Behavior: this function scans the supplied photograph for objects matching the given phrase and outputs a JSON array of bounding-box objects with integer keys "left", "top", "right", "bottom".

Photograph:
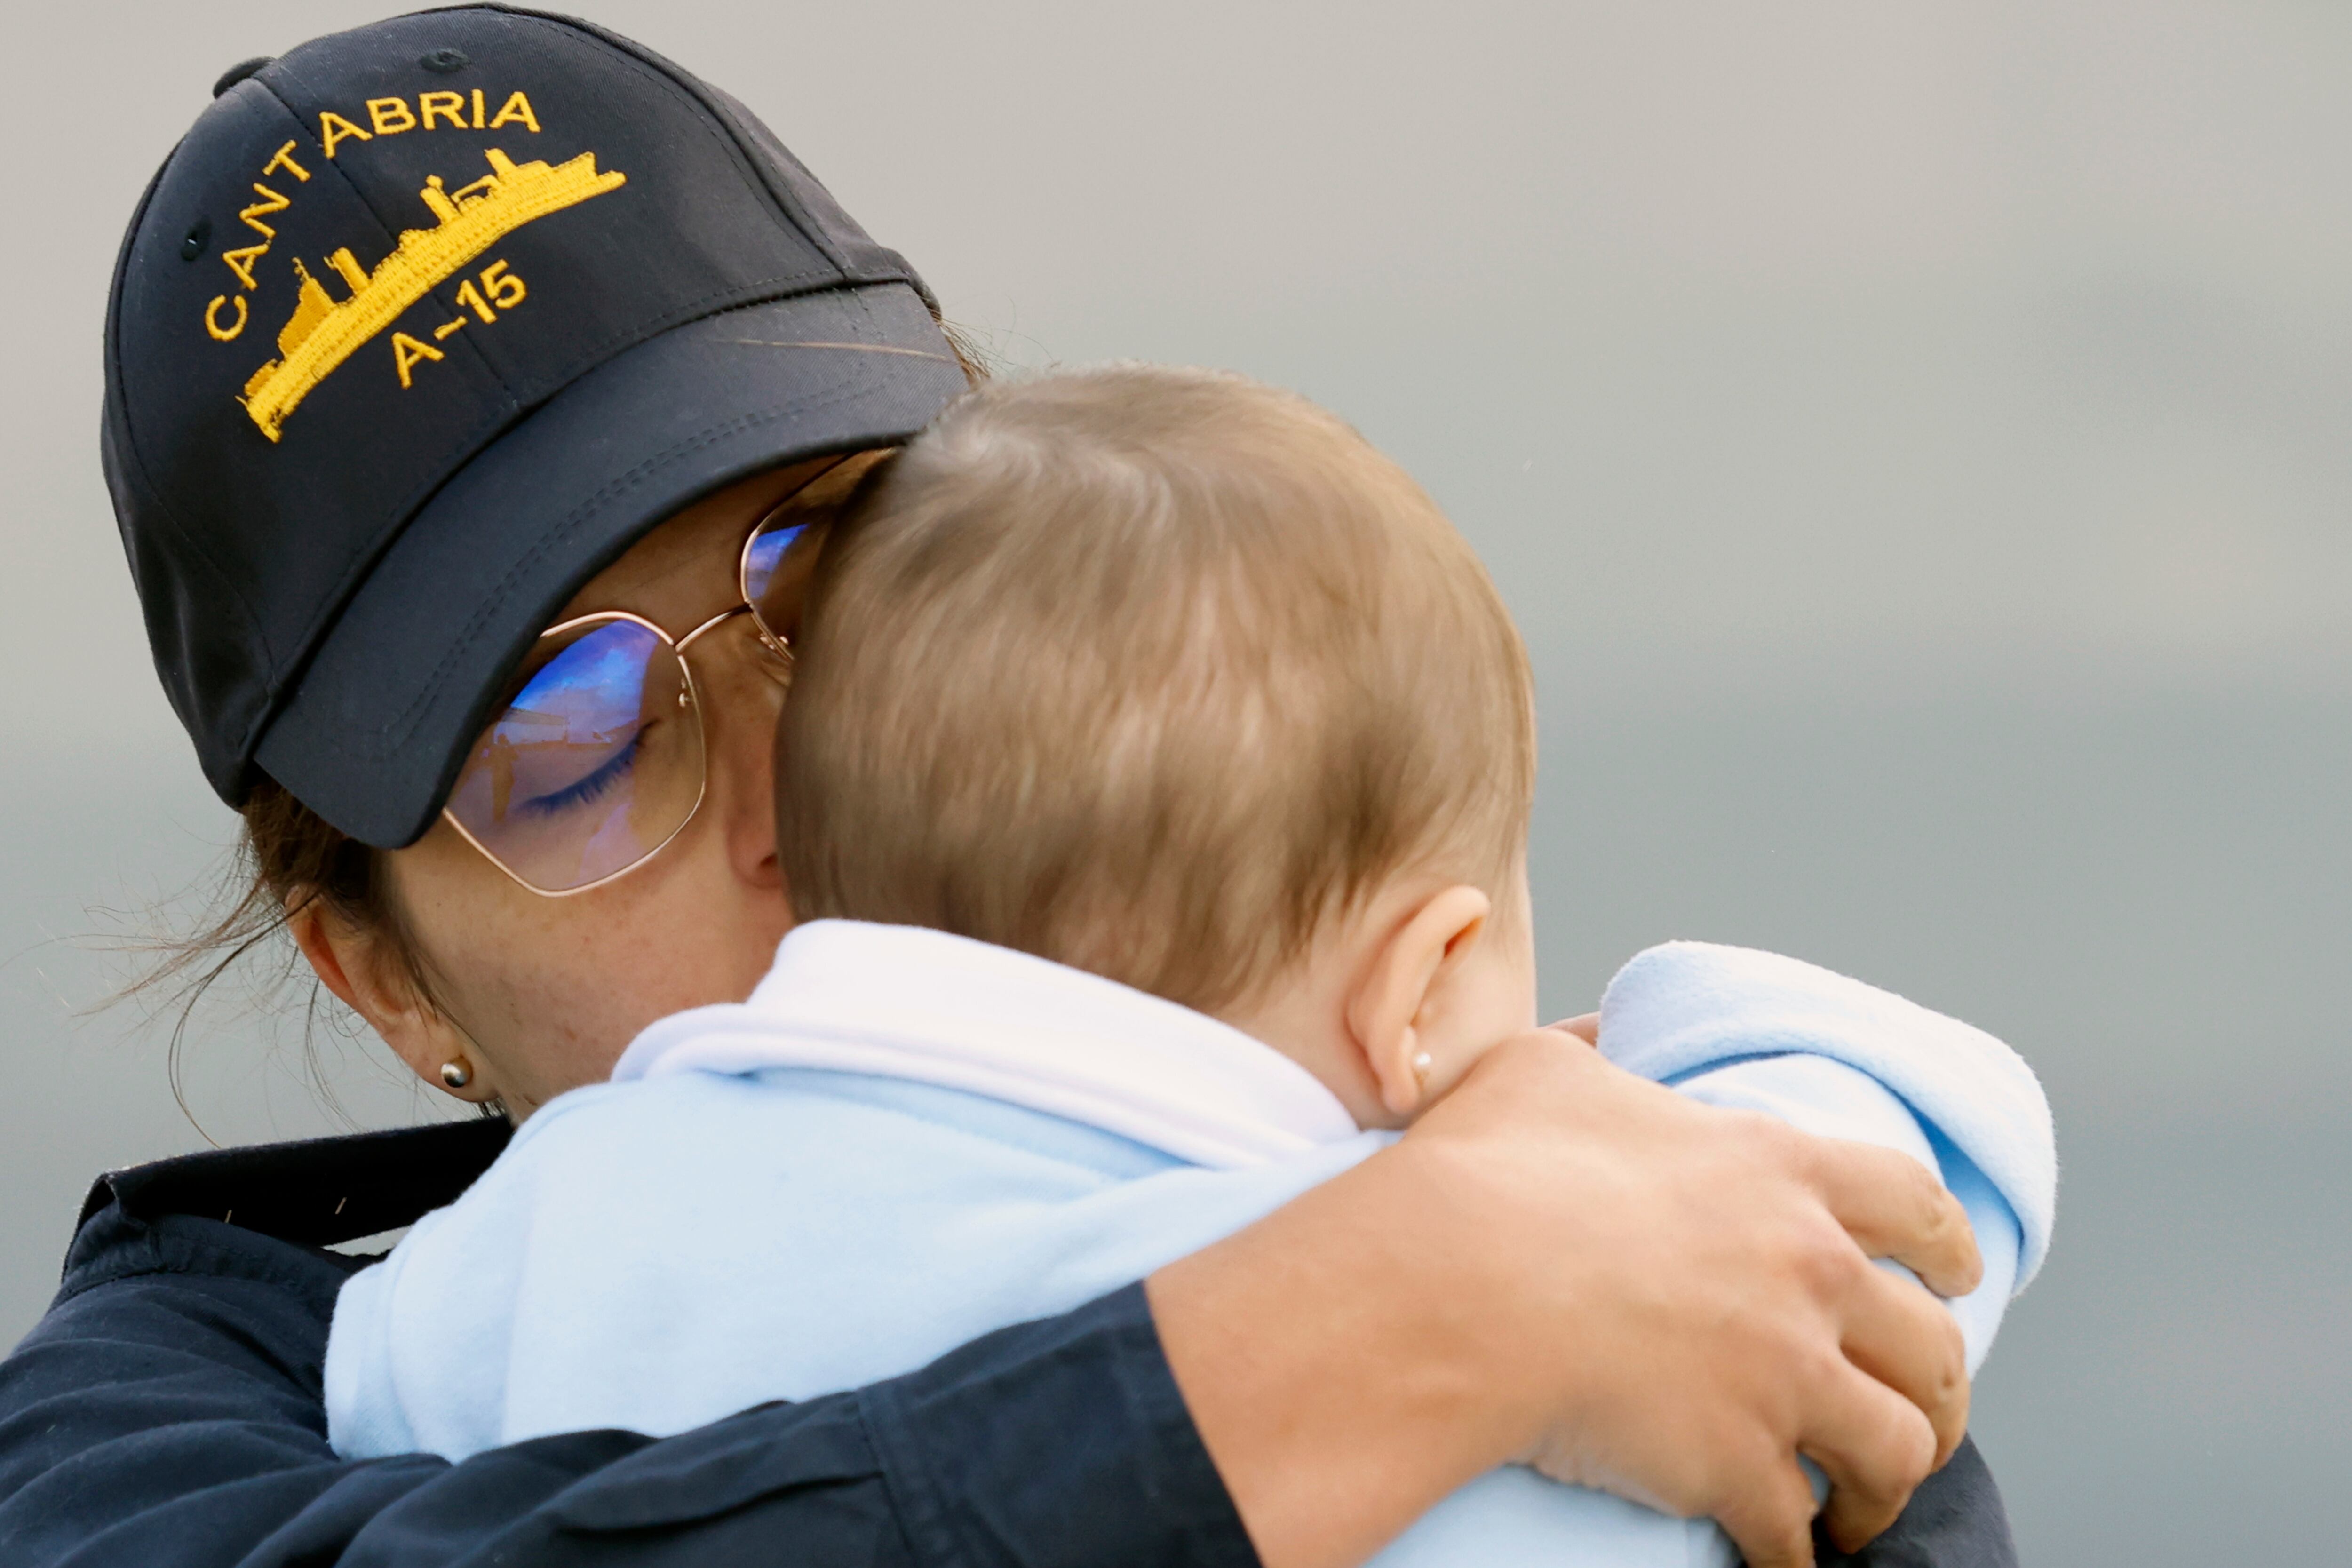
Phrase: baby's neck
[
  {"left": 1201, "top": 872, "right": 1535, "bottom": 1132},
  {"left": 1213, "top": 983, "right": 1401, "bottom": 1133}
]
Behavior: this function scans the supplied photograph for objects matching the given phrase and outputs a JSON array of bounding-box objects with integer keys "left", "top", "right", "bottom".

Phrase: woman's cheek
[{"left": 391, "top": 818, "right": 785, "bottom": 1107}]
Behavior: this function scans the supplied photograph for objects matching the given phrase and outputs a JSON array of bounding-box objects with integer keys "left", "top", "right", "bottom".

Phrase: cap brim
[{"left": 254, "top": 282, "right": 968, "bottom": 847}]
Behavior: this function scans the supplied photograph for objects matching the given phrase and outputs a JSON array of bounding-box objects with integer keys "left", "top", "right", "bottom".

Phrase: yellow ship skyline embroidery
[{"left": 241, "top": 146, "right": 626, "bottom": 441}]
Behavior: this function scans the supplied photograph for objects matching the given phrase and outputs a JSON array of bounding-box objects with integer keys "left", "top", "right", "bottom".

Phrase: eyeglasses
[{"left": 440, "top": 487, "right": 829, "bottom": 896}]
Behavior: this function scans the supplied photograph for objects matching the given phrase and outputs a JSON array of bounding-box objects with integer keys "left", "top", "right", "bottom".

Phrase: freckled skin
[{"left": 372, "top": 460, "right": 839, "bottom": 1117}]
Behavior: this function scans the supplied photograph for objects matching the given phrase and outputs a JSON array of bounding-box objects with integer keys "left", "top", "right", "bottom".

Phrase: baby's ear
[{"left": 1344, "top": 885, "right": 1493, "bottom": 1118}]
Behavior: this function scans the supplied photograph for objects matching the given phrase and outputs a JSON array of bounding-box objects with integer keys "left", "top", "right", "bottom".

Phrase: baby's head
[{"left": 777, "top": 365, "right": 1536, "bottom": 1127}]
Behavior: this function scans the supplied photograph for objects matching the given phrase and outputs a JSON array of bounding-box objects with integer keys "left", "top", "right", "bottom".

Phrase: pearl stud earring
[{"left": 439, "top": 1060, "right": 472, "bottom": 1090}]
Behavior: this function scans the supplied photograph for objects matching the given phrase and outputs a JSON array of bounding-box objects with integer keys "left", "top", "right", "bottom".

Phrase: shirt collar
[{"left": 611, "top": 920, "right": 1362, "bottom": 1169}]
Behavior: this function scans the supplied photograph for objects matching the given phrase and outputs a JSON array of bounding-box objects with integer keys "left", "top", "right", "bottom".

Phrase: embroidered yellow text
[
  {"left": 205, "top": 295, "right": 249, "bottom": 341},
  {"left": 391, "top": 331, "right": 445, "bottom": 387},
  {"left": 404, "top": 261, "right": 528, "bottom": 380},
  {"left": 207, "top": 147, "right": 309, "bottom": 334},
  {"left": 318, "top": 111, "right": 372, "bottom": 159},
  {"left": 488, "top": 92, "right": 540, "bottom": 133},
  {"left": 366, "top": 97, "right": 418, "bottom": 135},
  {"left": 261, "top": 142, "right": 312, "bottom": 183},
  {"left": 222, "top": 243, "right": 269, "bottom": 291},
  {"left": 320, "top": 90, "right": 539, "bottom": 154},
  {"left": 238, "top": 183, "right": 291, "bottom": 240},
  {"left": 238, "top": 146, "right": 626, "bottom": 440},
  {"left": 199, "top": 102, "right": 541, "bottom": 345},
  {"left": 456, "top": 260, "right": 526, "bottom": 322},
  {"left": 419, "top": 91, "right": 468, "bottom": 130}
]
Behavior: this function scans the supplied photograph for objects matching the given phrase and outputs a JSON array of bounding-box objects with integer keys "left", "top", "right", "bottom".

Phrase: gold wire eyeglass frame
[{"left": 438, "top": 505, "right": 805, "bottom": 899}]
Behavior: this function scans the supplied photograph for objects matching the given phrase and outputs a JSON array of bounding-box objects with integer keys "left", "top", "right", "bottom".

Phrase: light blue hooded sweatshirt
[{"left": 329, "top": 923, "right": 2052, "bottom": 1568}]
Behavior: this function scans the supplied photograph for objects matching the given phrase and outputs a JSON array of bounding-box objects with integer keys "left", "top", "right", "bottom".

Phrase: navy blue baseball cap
[{"left": 103, "top": 4, "right": 970, "bottom": 848}]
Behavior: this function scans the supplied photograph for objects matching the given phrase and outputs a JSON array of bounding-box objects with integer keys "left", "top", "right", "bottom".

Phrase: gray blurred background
[{"left": 5, "top": 2, "right": 2347, "bottom": 1560}]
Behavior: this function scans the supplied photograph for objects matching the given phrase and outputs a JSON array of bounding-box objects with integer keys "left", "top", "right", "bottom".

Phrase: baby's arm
[
  {"left": 1351, "top": 949, "right": 2048, "bottom": 1568},
  {"left": 1672, "top": 1053, "right": 2022, "bottom": 1368},
  {"left": 1597, "top": 941, "right": 2055, "bottom": 1364}
]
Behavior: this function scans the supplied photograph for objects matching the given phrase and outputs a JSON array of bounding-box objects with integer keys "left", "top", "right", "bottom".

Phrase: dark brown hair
[{"left": 119, "top": 775, "right": 434, "bottom": 1124}]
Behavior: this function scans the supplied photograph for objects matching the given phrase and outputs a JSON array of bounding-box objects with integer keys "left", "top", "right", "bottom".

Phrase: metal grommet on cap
[
  {"left": 420, "top": 48, "right": 470, "bottom": 72},
  {"left": 179, "top": 217, "right": 211, "bottom": 262},
  {"left": 211, "top": 56, "right": 273, "bottom": 98}
]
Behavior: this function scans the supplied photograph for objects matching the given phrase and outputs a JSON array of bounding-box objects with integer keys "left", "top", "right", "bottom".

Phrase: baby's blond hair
[{"left": 777, "top": 364, "right": 1535, "bottom": 1014}]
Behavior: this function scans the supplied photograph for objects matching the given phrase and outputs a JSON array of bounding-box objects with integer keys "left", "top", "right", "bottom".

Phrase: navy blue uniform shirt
[{"left": 0, "top": 1120, "right": 2014, "bottom": 1568}]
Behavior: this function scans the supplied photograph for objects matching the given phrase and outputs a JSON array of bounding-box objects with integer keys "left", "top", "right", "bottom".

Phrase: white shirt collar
[{"left": 611, "top": 920, "right": 1362, "bottom": 1169}]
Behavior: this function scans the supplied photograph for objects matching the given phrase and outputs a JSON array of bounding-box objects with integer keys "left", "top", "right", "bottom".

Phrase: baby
[{"left": 327, "top": 366, "right": 2053, "bottom": 1564}]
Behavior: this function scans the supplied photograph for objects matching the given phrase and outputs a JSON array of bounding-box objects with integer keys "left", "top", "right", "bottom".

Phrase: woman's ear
[
  {"left": 1343, "top": 884, "right": 1493, "bottom": 1118},
  {"left": 286, "top": 895, "right": 496, "bottom": 1106}
]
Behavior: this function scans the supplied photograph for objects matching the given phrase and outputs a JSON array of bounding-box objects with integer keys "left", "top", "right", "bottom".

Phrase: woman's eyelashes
[{"left": 517, "top": 726, "right": 647, "bottom": 818}]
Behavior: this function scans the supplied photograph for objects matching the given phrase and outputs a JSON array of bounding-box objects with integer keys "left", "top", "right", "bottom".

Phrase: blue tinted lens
[
  {"left": 742, "top": 520, "right": 808, "bottom": 612},
  {"left": 495, "top": 621, "right": 656, "bottom": 793},
  {"left": 446, "top": 618, "right": 705, "bottom": 892}
]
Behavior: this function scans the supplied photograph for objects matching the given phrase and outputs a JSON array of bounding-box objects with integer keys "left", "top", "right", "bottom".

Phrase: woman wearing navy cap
[{"left": 0, "top": 9, "right": 2012, "bottom": 1568}]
